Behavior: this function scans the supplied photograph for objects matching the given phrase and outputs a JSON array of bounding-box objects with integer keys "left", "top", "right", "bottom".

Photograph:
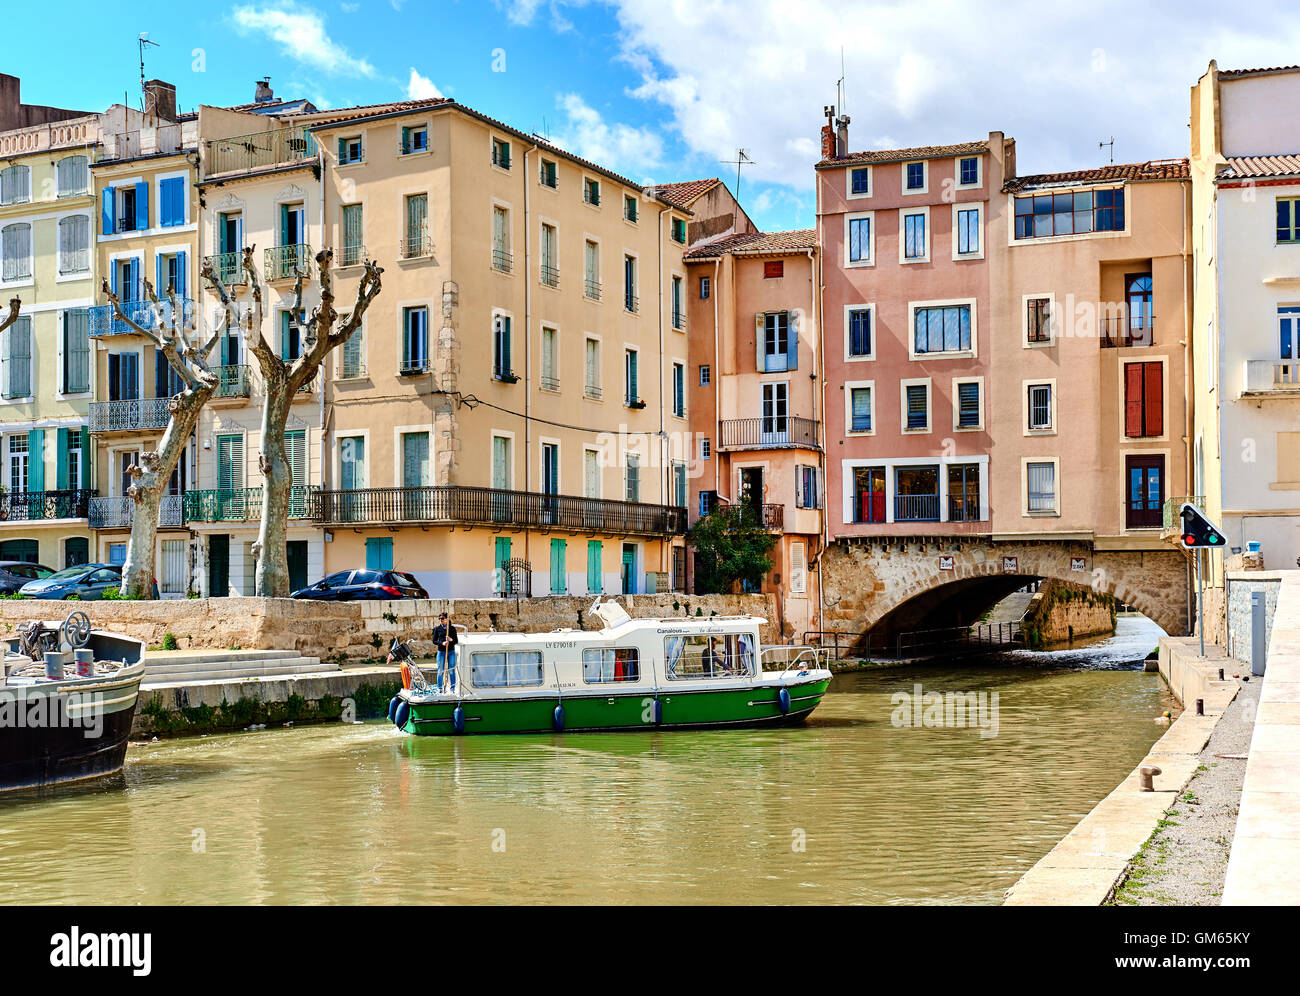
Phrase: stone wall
[
  {"left": 1021, "top": 580, "right": 1116, "bottom": 646},
  {"left": 1224, "top": 571, "right": 1282, "bottom": 666},
  {"left": 0, "top": 592, "right": 777, "bottom": 661}
]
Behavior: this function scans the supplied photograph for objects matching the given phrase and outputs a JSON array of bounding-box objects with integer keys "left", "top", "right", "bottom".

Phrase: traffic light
[{"left": 1180, "top": 503, "right": 1226, "bottom": 549}]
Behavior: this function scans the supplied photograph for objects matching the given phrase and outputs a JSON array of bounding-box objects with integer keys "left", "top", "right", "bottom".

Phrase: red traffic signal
[{"left": 1179, "top": 503, "right": 1226, "bottom": 549}]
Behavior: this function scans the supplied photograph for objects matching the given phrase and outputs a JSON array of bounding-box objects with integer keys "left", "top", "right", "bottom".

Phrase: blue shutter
[
  {"left": 27, "top": 429, "right": 44, "bottom": 492},
  {"left": 56, "top": 427, "right": 69, "bottom": 490},
  {"left": 101, "top": 188, "right": 115, "bottom": 235},
  {"left": 156, "top": 254, "right": 164, "bottom": 297},
  {"left": 177, "top": 251, "right": 187, "bottom": 299},
  {"left": 135, "top": 181, "right": 149, "bottom": 231},
  {"left": 786, "top": 312, "right": 798, "bottom": 371}
]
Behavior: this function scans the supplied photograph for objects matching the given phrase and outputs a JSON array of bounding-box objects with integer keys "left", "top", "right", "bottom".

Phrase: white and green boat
[{"left": 387, "top": 599, "right": 832, "bottom": 736}]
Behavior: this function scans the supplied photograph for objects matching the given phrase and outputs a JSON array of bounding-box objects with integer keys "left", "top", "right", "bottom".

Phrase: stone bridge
[{"left": 819, "top": 536, "right": 1191, "bottom": 648}]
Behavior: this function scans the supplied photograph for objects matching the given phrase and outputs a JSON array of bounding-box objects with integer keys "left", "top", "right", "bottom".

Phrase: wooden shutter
[
  {"left": 790, "top": 541, "right": 807, "bottom": 595},
  {"left": 787, "top": 311, "right": 800, "bottom": 371},
  {"left": 1124, "top": 364, "right": 1144, "bottom": 437},
  {"left": 134, "top": 181, "right": 149, "bottom": 231},
  {"left": 285, "top": 430, "right": 307, "bottom": 488},
  {"left": 1143, "top": 362, "right": 1163, "bottom": 436},
  {"left": 587, "top": 541, "right": 602, "bottom": 594},
  {"left": 27, "top": 429, "right": 43, "bottom": 492},
  {"left": 101, "top": 188, "right": 115, "bottom": 235},
  {"left": 550, "top": 539, "right": 566, "bottom": 593},
  {"left": 755, "top": 314, "right": 766, "bottom": 371},
  {"left": 402, "top": 432, "right": 429, "bottom": 488}
]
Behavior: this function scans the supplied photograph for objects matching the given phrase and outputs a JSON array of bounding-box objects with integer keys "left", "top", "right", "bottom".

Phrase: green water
[{"left": 0, "top": 623, "right": 1174, "bottom": 905}]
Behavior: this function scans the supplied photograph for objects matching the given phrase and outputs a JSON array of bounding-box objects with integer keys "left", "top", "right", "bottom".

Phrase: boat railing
[
  {"left": 406, "top": 660, "right": 438, "bottom": 695},
  {"left": 760, "top": 646, "right": 826, "bottom": 673}
]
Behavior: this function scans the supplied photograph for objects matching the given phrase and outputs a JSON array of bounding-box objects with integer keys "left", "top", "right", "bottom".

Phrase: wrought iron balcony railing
[
  {"left": 203, "top": 251, "right": 246, "bottom": 287},
  {"left": 183, "top": 487, "right": 317, "bottom": 523},
  {"left": 312, "top": 485, "right": 688, "bottom": 536},
  {"left": 540, "top": 263, "right": 560, "bottom": 288},
  {"left": 1100, "top": 314, "right": 1155, "bottom": 348},
  {"left": 624, "top": 293, "right": 638, "bottom": 314},
  {"left": 0, "top": 489, "right": 94, "bottom": 521},
  {"left": 718, "top": 417, "right": 820, "bottom": 450},
  {"left": 401, "top": 230, "right": 432, "bottom": 260},
  {"left": 89, "top": 298, "right": 193, "bottom": 337},
  {"left": 584, "top": 278, "right": 602, "bottom": 301},
  {"left": 339, "top": 243, "right": 368, "bottom": 268},
  {"left": 722, "top": 501, "right": 784, "bottom": 531},
  {"left": 1163, "top": 495, "right": 1205, "bottom": 532},
  {"left": 584, "top": 383, "right": 602, "bottom": 400},
  {"left": 492, "top": 248, "right": 513, "bottom": 273},
  {"left": 206, "top": 127, "right": 315, "bottom": 176},
  {"left": 89, "top": 397, "right": 172, "bottom": 433},
  {"left": 540, "top": 375, "right": 560, "bottom": 392},
  {"left": 265, "top": 244, "right": 312, "bottom": 281},
  {"left": 672, "top": 310, "right": 686, "bottom": 331},
  {"left": 215, "top": 364, "right": 251, "bottom": 399},
  {"left": 89, "top": 495, "right": 183, "bottom": 529}
]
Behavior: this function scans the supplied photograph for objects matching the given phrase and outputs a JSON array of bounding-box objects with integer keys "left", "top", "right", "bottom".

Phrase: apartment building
[
  {"left": 684, "top": 228, "right": 823, "bottom": 638},
  {"left": 311, "top": 101, "right": 690, "bottom": 596},
  {"left": 86, "top": 82, "right": 200, "bottom": 594},
  {"left": 0, "top": 75, "right": 101, "bottom": 569},
  {"left": 817, "top": 128, "right": 1010, "bottom": 540},
  {"left": 1191, "top": 62, "right": 1300, "bottom": 581}
]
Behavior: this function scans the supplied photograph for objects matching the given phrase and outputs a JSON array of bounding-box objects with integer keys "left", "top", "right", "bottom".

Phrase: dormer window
[{"left": 339, "top": 136, "right": 363, "bottom": 164}]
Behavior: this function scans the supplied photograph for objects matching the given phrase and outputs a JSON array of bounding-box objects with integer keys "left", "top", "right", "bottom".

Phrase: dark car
[
  {"left": 0, "top": 561, "right": 57, "bottom": 595},
  {"left": 291, "top": 569, "right": 428, "bottom": 601},
  {"left": 18, "top": 563, "right": 124, "bottom": 600}
]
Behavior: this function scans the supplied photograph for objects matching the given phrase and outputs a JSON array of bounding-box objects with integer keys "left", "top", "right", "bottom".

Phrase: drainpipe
[
  {"left": 805, "top": 244, "right": 824, "bottom": 638},
  {"left": 814, "top": 178, "right": 828, "bottom": 639},
  {"left": 523, "top": 142, "right": 538, "bottom": 572},
  {"left": 658, "top": 203, "right": 670, "bottom": 575},
  {"left": 712, "top": 257, "right": 721, "bottom": 501},
  {"left": 1181, "top": 176, "right": 1195, "bottom": 616}
]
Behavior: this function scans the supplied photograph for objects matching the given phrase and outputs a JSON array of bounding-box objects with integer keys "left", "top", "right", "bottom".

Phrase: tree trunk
[
  {"left": 121, "top": 481, "right": 162, "bottom": 598},
  {"left": 255, "top": 389, "right": 294, "bottom": 597}
]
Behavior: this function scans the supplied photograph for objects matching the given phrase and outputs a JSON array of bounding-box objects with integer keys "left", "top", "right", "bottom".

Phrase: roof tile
[
  {"left": 1219, "top": 155, "right": 1300, "bottom": 180},
  {"left": 1003, "top": 159, "right": 1188, "bottom": 192},
  {"left": 683, "top": 229, "right": 817, "bottom": 260},
  {"left": 652, "top": 178, "right": 721, "bottom": 208},
  {"left": 817, "top": 140, "right": 988, "bottom": 169}
]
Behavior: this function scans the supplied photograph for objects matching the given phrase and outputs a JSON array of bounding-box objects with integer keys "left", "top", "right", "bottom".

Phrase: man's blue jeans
[{"left": 437, "top": 650, "right": 457, "bottom": 692}]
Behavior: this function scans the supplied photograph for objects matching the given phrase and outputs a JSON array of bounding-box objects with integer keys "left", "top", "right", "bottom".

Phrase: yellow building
[
  {"left": 0, "top": 75, "right": 101, "bottom": 569},
  {"left": 311, "top": 100, "right": 691, "bottom": 596}
]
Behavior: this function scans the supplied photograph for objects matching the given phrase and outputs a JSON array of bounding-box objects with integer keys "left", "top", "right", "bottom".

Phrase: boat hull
[{"left": 400, "top": 676, "right": 832, "bottom": 736}]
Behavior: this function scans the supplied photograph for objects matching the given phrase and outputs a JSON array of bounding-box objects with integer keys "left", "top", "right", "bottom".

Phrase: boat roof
[{"left": 458, "top": 614, "right": 766, "bottom": 647}]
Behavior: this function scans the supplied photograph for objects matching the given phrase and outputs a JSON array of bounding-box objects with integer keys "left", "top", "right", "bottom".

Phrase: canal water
[{"left": 0, "top": 617, "right": 1173, "bottom": 906}]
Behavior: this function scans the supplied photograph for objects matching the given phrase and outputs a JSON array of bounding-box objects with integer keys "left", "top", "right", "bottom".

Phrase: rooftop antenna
[
  {"left": 1099, "top": 136, "right": 1115, "bottom": 164},
  {"left": 138, "top": 32, "right": 160, "bottom": 110},
  {"left": 837, "top": 46, "right": 846, "bottom": 117},
  {"left": 721, "top": 148, "right": 755, "bottom": 200}
]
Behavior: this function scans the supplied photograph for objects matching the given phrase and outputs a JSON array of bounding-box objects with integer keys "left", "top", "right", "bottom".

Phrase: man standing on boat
[{"left": 433, "top": 612, "right": 458, "bottom": 692}]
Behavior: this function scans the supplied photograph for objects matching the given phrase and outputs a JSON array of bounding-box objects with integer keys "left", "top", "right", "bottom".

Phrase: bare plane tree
[
  {"left": 101, "top": 280, "right": 225, "bottom": 598},
  {"left": 0, "top": 297, "right": 20, "bottom": 335},
  {"left": 204, "top": 247, "right": 382, "bottom": 597}
]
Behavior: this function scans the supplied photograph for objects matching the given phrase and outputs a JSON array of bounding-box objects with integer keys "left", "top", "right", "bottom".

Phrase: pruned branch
[
  {"left": 0, "top": 297, "right": 20, "bottom": 335},
  {"left": 101, "top": 279, "right": 163, "bottom": 346}
]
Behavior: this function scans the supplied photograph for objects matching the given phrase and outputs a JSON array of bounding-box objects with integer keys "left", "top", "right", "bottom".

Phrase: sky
[{"left": 8, "top": 0, "right": 1300, "bottom": 231}]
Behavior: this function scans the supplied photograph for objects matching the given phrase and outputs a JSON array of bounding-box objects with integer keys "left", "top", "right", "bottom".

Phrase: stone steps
[{"left": 142, "top": 650, "right": 336, "bottom": 686}]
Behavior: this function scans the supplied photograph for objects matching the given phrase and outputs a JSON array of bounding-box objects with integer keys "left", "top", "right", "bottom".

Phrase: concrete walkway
[{"left": 1223, "top": 571, "right": 1300, "bottom": 905}]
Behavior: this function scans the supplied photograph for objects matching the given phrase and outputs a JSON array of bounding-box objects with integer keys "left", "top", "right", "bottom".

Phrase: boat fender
[
  {"left": 400, "top": 662, "right": 412, "bottom": 690},
  {"left": 387, "top": 696, "right": 400, "bottom": 722},
  {"left": 653, "top": 698, "right": 663, "bottom": 725},
  {"left": 393, "top": 700, "right": 410, "bottom": 730},
  {"left": 452, "top": 706, "right": 466, "bottom": 735},
  {"left": 553, "top": 704, "right": 566, "bottom": 731},
  {"left": 778, "top": 688, "right": 791, "bottom": 715}
]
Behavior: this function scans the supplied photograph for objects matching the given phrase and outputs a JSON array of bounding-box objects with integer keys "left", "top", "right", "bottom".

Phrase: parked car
[
  {"left": 291, "top": 569, "right": 429, "bottom": 601},
  {"left": 18, "top": 563, "right": 124, "bottom": 600},
  {"left": 0, "top": 561, "right": 56, "bottom": 595}
]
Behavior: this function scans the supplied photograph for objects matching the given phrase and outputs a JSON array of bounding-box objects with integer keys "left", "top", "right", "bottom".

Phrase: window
[
  {"left": 583, "top": 648, "right": 640, "bottom": 683},
  {"left": 913, "top": 304, "right": 972, "bottom": 355},
  {"left": 493, "top": 315, "right": 513, "bottom": 380},
  {"left": 624, "top": 348, "right": 640, "bottom": 405},
  {"left": 341, "top": 204, "right": 364, "bottom": 266},
  {"left": 623, "top": 255, "right": 637, "bottom": 312},
  {"left": 847, "top": 307, "right": 872, "bottom": 358},
  {"left": 1014, "top": 187, "right": 1125, "bottom": 240},
  {"left": 402, "top": 306, "right": 428, "bottom": 373},
  {"left": 1026, "top": 461, "right": 1057, "bottom": 513},
  {"left": 403, "top": 193, "right": 429, "bottom": 258},
  {"left": 624, "top": 194, "right": 638, "bottom": 222},
  {"left": 584, "top": 338, "right": 601, "bottom": 398},
  {"left": 665, "top": 633, "right": 755, "bottom": 679},
  {"left": 550, "top": 538, "right": 567, "bottom": 594},
  {"left": 1, "top": 223, "right": 32, "bottom": 282},
  {"left": 541, "top": 327, "right": 558, "bottom": 391},
  {"left": 848, "top": 215, "right": 871, "bottom": 264},
  {"left": 949, "top": 464, "right": 981, "bottom": 521},
  {"left": 1028, "top": 383, "right": 1053, "bottom": 431},
  {"left": 905, "top": 162, "right": 925, "bottom": 190},
  {"left": 673, "top": 461, "right": 687, "bottom": 508},
  {"left": 699, "top": 490, "right": 716, "bottom": 515},
  {"left": 1, "top": 317, "right": 31, "bottom": 399},
  {"left": 625, "top": 454, "right": 640, "bottom": 502},
  {"left": 491, "top": 137, "right": 511, "bottom": 170},
  {"left": 1125, "top": 273, "right": 1154, "bottom": 343},
  {"left": 56, "top": 156, "right": 89, "bottom": 198},
  {"left": 1280, "top": 306, "right": 1300, "bottom": 360},
  {"left": 763, "top": 260, "right": 784, "bottom": 278},
  {"left": 472, "top": 650, "right": 544, "bottom": 688},
  {"left": 699, "top": 275, "right": 710, "bottom": 299},
  {"left": 853, "top": 466, "right": 886, "bottom": 523},
  {"left": 958, "top": 157, "right": 979, "bottom": 186},
  {"left": 539, "top": 159, "right": 557, "bottom": 188},
  {"left": 1278, "top": 197, "right": 1300, "bottom": 243},
  {"left": 903, "top": 211, "right": 927, "bottom": 260},
  {"left": 157, "top": 251, "right": 186, "bottom": 296},
  {"left": 700, "top": 437, "right": 711, "bottom": 460},
  {"left": 400, "top": 125, "right": 428, "bottom": 155},
  {"left": 341, "top": 325, "right": 365, "bottom": 379},
  {"left": 583, "top": 240, "right": 600, "bottom": 298},
  {"left": 1125, "top": 455, "right": 1165, "bottom": 529},
  {"left": 795, "top": 465, "right": 820, "bottom": 509},
  {"left": 492, "top": 205, "right": 512, "bottom": 272},
  {"left": 849, "top": 385, "right": 872, "bottom": 432},
  {"left": 0, "top": 165, "right": 30, "bottom": 206},
  {"left": 699, "top": 364, "right": 710, "bottom": 386},
  {"left": 1027, "top": 298, "right": 1053, "bottom": 343},
  {"left": 956, "top": 381, "right": 981, "bottom": 429},
  {"left": 338, "top": 136, "right": 363, "bottom": 164},
  {"left": 583, "top": 177, "right": 600, "bottom": 206},
  {"left": 63, "top": 309, "right": 90, "bottom": 394},
  {"left": 7, "top": 434, "right": 28, "bottom": 492},
  {"left": 894, "top": 466, "right": 940, "bottom": 522},
  {"left": 672, "top": 362, "right": 685, "bottom": 417},
  {"left": 904, "top": 383, "right": 928, "bottom": 431},
  {"left": 759, "top": 311, "right": 797, "bottom": 372},
  {"left": 672, "top": 275, "right": 684, "bottom": 329},
  {"left": 850, "top": 166, "right": 870, "bottom": 195},
  {"left": 278, "top": 310, "right": 305, "bottom": 362},
  {"left": 101, "top": 182, "right": 147, "bottom": 236},
  {"left": 956, "top": 207, "right": 980, "bottom": 256},
  {"left": 1124, "top": 362, "right": 1163, "bottom": 437},
  {"left": 159, "top": 176, "right": 186, "bottom": 227},
  {"left": 671, "top": 217, "right": 687, "bottom": 243},
  {"left": 106, "top": 352, "right": 139, "bottom": 402}
]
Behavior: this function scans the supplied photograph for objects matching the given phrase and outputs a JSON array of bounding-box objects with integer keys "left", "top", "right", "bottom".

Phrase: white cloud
[
  {"left": 552, "top": 92, "right": 664, "bottom": 175},
  {"left": 340, "top": 2, "right": 358, "bottom": 11},
  {"left": 231, "top": 2, "right": 375, "bottom": 78},
  {"left": 407, "top": 68, "right": 443, "bottom": 100}
]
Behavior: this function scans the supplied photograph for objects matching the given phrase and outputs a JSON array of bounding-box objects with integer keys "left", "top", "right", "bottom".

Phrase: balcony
[
  {"left": 0, "top": 490, "right": 93, "bottom": 522},
  {"left": 89, "top": 298, "right": 193, "bottom": 337},
  {"left": 203, "top": 251, "right": 246, "bottom": 287},
  {"left": 90, "top": 397, "right": 172, "bottom": 433},
  {"left": 895, "top": 494, "right": 940, "bottom": 523},
  {"left": 183, "top": 487, "right": 316, "bottom": 523},
  {"left": 724, "top": 501, "right": 784, "bottom": 531},
  {"left": 101, "top": 124, "right": 182, "bottom": 162},
  {"left": 312, "top": 485, "right": 688, "bottom": 537},
  {"left": 214, "top": 364, "right": 251, "bottom": 400},
  {"left": 1100, "top": 314, "right": 1155, "bottom": 348},
  {"left": 265, "top": 244, "right": 312, "bottom": 282},
  {"left": 584, "top": 278, "right": 602, "bottom": 301},
  {"left": 718, "top": 417, "right": 820, "bottom": 451},
  {"left": 492, "top": 248, "right": 513, "bottom": 273},
  {"left": 205, "top": 127, "right": 314, "bottom": 176},
  {"left": 672, "top": 310, "right": 686, "bottom": 331},
  {"left": 584, "top": 384, "right": 602, "bottom": 400},
  {"left": 1163, "top": 495, "right": 1205, "bottom": 533},
  {"left": 89, "top": 495, "right": 183, "bottom": 529},
  {"left": 339, "top": 244, "right": 368, "bottom": 268},
  {"left": 400, "top": 230, "right": 432, "bottom": 260},
  {"left": 540, "top": 263, "right": 560, "bottom": 288},
  {"left": 1242, "top": 359, "right": 1300, "bottom": 396}
]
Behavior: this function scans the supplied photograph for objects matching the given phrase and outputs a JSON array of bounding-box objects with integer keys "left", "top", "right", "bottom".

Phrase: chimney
[
  {"left": 835, "top": 114, "right": 851, "bottom": 158},
  {"left": 143, "top": 79, "right": 176, "bottom": 121},
  {"left": 821, "top": 105, "right": 836, "bottom": 160},
  {"left": 255, "top": 78, "right": 274, "bottom": 103}
]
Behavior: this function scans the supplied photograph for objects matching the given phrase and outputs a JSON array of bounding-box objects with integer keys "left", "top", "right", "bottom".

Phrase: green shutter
[
  {"left": 341, "top": 436, "right": 365, "bottom": 490},
  {"left": 587, "top": 541, "right": 602, "bottom": 594},
  {"left": 217, "top": 434, "right": 244, "bottom": 492},
  {"left": 402, "top": 432, "right": 429, "bottom": 487},
  {"left": 55, "top": 427, "right": 69, "bottom": 490},
  {"left": 27, "top": 429, "right": 43, "bottom": 492},
  {"left": 285, "top": 430, "right": 306, "bottom": 487},
  {"left": 550, "top": 538, "right": 566, "bottom": 594}
]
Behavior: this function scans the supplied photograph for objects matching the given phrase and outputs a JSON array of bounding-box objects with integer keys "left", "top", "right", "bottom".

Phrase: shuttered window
[
  {"left": 905, "top": 384, "right": 928, "bottom": 430},
  {"left": 957, "top": 381, "right": 981, "bottom": 428},
  {"left": 0, "top": 165, "right": 30, "bottom": 205},
  {"left": 550, "top": 538, "right": 567, "bottom": 594},
  {"left": 2, "top": 317, "right": 32, "bottom": 399},
  {"left": 402, "top": 432, "right": 430, "bottom": 487},
  {"left": 1124, "top": 362, "right": 1163, "bottom": 437},
  {"left": 625, "top": 455, "right": 640, "bottom": 503},
  {"left": 159, "top": 176, "right": 186, "bottom": 226},
  {"left": 585, "top": 338, "right": 599, "bottom": 394},
  {"left": 216, "top": 435, "right": 245, "bottom": 492},
  {"left": 493, "top": 315, "right": 512, "bottom": 378},
  {"left": 341, "top": 325, "right": 364, "bottom": 378},
  {"left": 587, "top": 541, "right": 602, "bottom": 594},
  {"left": 584, "top": 448, "right": 600, "bottom": 498},
  {"left": 341, "top": 204, "right": 363, "bottom": 265},
  {"left": 624, "top": 349, "right": 638, "bottom": 404},
  {"left": 57, "top": 215, "right": 90, "bottom": 275},
  {"left": 63, "top": 309, "right": 90, "bottom": 394},
  {"left": 850, "top": 387, "right": 872, "bottom": 432},
  {"left": 1, "top": 223, "right": 32, "bottom": 281},
  {"left": 404, "top": 193, "right": 428, "bottom": 256},
  {"left": 790, "top": 541, "right": 807, "bottom": 595}
]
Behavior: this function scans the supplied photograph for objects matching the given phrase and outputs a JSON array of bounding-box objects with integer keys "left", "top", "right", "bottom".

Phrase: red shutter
[
  {"left": 1124, "top": 364, "right": 1144, "bottom": 437},
  {"left": 1144, "top": 362, "right": 1163, "bottom": 436}
]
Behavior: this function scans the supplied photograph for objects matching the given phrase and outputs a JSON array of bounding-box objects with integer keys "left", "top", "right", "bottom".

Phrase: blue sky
[{"left": 9, "top": 1, "right": 1300, "bottom": 232}]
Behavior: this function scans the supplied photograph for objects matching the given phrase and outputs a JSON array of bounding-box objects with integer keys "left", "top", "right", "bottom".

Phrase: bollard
[
  {"left": 73, "top": 649, "right": 94, "bottom": 678},
  {"left": 1219, "top": 667, "right": 1224, "bottom": 681},
  {"left": 1251, "top": 591, "right": 1266, "bottom": 677},
  {"left": 43, "top": 651, "right": 65, "bottom": 680},
  {"left": 1196, "top": 698, "right": 1204, "bottom": 716},
  {"left": 1139, "top": 765, "right": 1162, "bottom": 792}
]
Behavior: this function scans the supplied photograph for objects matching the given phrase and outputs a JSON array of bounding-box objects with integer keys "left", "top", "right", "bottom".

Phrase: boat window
[
  {"left": 664, "top": 633, "right": 755, "bottom": 680},
  {"left": 471, "top": 650, "right": 544, "bottom": 687},
  {"left": 582, "top": 647, "right": 640, "bottom": 683}
]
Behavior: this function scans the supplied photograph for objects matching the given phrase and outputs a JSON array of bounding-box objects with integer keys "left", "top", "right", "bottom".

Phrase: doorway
[
  {"left": 286, "top": 540, "right": 309, "bottom": 592},
  {"left": 621, "top": 543, "right": 637, "bottom": 594},
  {"left": 1125, "top": 455, "right": 1164, "bottom": 529},
  {"left": 208, "top": 534, "right": 230, "bottom": 596}
]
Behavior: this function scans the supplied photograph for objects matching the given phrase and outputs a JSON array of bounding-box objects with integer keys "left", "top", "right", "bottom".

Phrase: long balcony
[
  {"left": 312, "top": 485, "right": 688, "bottom": 537},
  {"left": 90, "top": 398, "right": 171, "bottom": 434},
  {"left": 265, "top": 244, "right": 312, "bottom": 282},
  {"left": 0, "top": 490, "right": 94, "bottom": 522},
  {"left": 89, "top": 495, "right": 184, "bottom": 530},
  {"left": 89, "top": 298, "right": 193, "bottom": 337},
  {"left": 1242, "top": 359, "right": 1300, "bottom": 396},
  {"left": 205, "top": 127, "right": 315, "bottom": 176},
  {"left": 183, "top": 487, "right": 316, "bottom": 523},
  {"left": 718, "top": 417, "right": 820, "bottom": 451}
]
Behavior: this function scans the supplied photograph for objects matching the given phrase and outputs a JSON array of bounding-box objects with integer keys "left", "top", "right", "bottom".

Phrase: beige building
[{"left": 311, "top": 100, "right": 691, "bottom": 595}]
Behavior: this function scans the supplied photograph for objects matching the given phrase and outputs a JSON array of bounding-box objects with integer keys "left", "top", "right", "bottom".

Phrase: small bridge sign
[
  {"left": 1002, "top": 556, "right": 1018, "bottom": 572},
  {"left": 1071, "top": 557, "right": 1087, "bottom": 572},
  {"left": 939, "top": 555, "right": 954, "bottom": 571}
]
